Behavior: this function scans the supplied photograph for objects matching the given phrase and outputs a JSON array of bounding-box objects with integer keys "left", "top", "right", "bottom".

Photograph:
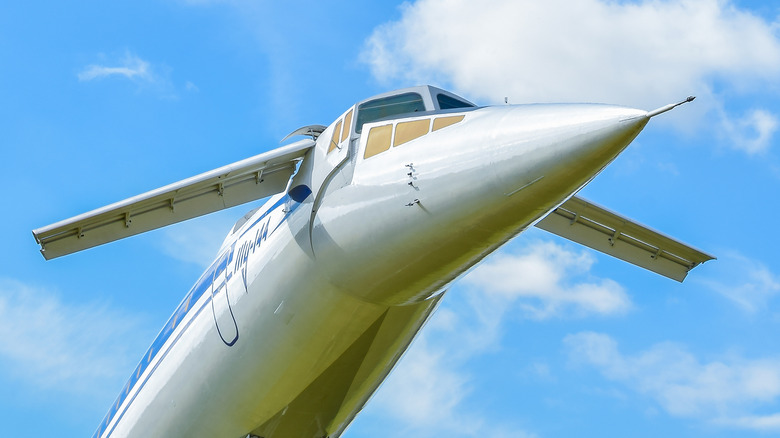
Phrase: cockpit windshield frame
[{"left": 355, "top": 92, "right": 426, "bottom": 134}]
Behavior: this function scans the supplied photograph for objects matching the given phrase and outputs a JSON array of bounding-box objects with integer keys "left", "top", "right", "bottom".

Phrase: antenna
[{"left": 647, "top": 96, "right": 695, "bottom": 118}]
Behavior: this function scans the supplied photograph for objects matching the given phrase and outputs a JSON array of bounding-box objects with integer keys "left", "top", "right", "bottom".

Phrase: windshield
[{"left": 355, "top": 92, "right": 426, "bottom": 134}]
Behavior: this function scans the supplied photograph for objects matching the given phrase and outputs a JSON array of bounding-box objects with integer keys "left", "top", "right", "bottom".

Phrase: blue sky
[{"left": 2, "top": 0, "right": 780, "bottom": 437}]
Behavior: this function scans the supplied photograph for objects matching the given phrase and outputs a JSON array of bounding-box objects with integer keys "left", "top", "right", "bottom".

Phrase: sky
[{"left": 2, "top": 0, "right": 780, "bottom": 437}]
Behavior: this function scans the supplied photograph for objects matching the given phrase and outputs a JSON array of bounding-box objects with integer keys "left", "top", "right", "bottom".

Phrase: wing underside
[
  {"left": 33, "top": 139, "right": 314, "bottom": 260},
  {"left": 535, "top": 196, "right": 715, "bottom": 282}
]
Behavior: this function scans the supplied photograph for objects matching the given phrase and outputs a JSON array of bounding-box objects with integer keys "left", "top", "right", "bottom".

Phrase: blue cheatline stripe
[
  {"left": 93, "top": 192, "right": 308, "bottom": 438},
  {"left": 99, "top": 294, "right": 214, "bottom": 438}
]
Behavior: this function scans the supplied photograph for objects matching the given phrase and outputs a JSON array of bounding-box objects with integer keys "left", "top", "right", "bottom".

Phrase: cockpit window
[
  {"left": 364, "top": 124, "right": 393, "bottom": 159},
  {"left": 436, "top": 93, "right": 474, "bottom": 110},
  {"left": 433, "top": 115, "right": 465, "bottom": 131},
  {"left": 356, "top": 93, "right": 425, "bottom": 134},
  {"left": 341, "top": 109, "right": 353, "bottom": 143},
  {"left": 394, "top": 119, "right": 429, "bottom": 147},
  {"left": 328, "top": 119, "right": 342, "bottom": 153}
]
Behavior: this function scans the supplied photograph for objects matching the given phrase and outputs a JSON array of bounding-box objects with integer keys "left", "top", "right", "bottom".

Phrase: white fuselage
[{"left": 95, "top": 99, "right": 649, "bottom": 438}]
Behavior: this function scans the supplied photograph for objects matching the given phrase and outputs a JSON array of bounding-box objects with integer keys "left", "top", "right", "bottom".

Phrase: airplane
[{"left": 33, "top": 85, "right": 714, "bottom": 438}]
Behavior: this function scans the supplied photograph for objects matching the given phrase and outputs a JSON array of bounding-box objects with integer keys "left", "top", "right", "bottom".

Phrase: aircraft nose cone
[
  {"left": 486, "top": 104, "right": 649, "bottom": 201},
  {"left": 547, "top": 107, "right": 648, "bottom": 180}
]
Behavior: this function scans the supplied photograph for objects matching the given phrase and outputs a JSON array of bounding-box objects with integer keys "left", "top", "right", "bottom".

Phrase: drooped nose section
[
  {"left": 313, "top": 102, "right": 652, "bottom": 306},
  {"left": 477, "top": 104, "right": 649, "bottom": 202}
]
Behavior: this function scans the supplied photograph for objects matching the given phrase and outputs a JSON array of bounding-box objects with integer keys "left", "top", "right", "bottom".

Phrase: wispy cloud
[
  {"left": 157, "top": 205, "right": 254, "bottom": 268},
  {"left": 185, "top": 80, "right": 200, "bottom": 93},
  {"left": 0, "top": 278, "right": 150, "bottom": 397},
  {"left": 699, "top": 252, "right": 780, "bottom": 313},
  {"left": 720, "top": 108, "right": 779, "bottom": 155},
  {"left": 716, "top": 413, "right": 780, "bottom": 431},
  {"left": 78, "top": 52, "right": 154, "bottom": 82},
  {"left": 362, "top": 0, "right": 780, "bottom": 154},
  {"left": 76, "top": 51, "right": 189, "bottom": 99},
  {"left": 564, "top": 331, "right": 780, "bottom": 431}
]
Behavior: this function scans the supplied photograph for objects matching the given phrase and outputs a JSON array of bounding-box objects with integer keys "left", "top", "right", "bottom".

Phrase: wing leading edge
[
  {"left": 535, "top": 196, "right": 715, "bottom": 282},
  {"left": 33, "top": 139, "right": 314, "bottom": 260}
]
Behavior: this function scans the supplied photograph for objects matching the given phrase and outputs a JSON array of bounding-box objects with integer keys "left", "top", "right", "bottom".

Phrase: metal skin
[{"left": 96, "top": 93, "right": 653, "bottom": 438}]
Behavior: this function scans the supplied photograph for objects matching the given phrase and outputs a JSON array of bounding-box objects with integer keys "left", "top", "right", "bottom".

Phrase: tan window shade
[
  {"left": 394, "top": 119, "right": 430, "bottom": 147},
  {"left": 341, "top": 110, "right": 353, "bottom": 143},
  {"left": 329, "top": 120, "right": 343, "bottom": 153},
  {"left": 432, "top": 115, "right": 465, "bottom": 131},
  {"left": 364, "top": 124, "right": 393, "bottom": 159}
]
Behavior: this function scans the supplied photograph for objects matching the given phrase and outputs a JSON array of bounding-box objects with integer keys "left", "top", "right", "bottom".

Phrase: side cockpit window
[
  {"left": 329, "top": 119, "right": 343, "bottom": 153},
  {"left": 341, "top": 109, "right": 353, "bottom": 143},
  {"left": 356, "top": 93, "right": 425, "bottom": 134},
  {"left": 328, "top": 109, "right": 354, "bottom": 154}
]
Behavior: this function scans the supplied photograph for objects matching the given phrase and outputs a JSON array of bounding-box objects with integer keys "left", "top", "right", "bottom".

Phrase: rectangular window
[
  {"left": 341, "top": 109, "right": 353, "bottom": 143},
  {"left": 394, "top": 119, "right": 430, "bottom": 147},
  {"left": 433, "top": 115, "right": 465, "bottom": 131},
  {"left": 364, "top": 124, "right": 393, "bottom": 159}
]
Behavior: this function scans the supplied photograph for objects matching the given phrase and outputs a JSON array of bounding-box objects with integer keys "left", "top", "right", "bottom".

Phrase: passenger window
[
  {"left": 364, "top": 124, "right": 393, "bottom": 159},
  {"left": 433, "top": 115, "right": 465, "bottom": 131},
  {"left": 356, "top": 93, "right": 426, "bottom": 134},
  {"left": 329, "top": 119, "right": 343, "bottom": 153},
  {"left": 394, "top": 119, "right": 430, "bottom": 147},
  {"left": 341, "top": 110, "right": 353, "bottom": 143},
  {"left": 437, "top": 94, "right": 474, "bottom": 110}
]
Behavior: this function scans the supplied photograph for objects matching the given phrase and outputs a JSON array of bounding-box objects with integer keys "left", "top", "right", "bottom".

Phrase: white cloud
[
  {"left": 364, "top": 0, "right": 780, "bottom": 105},
  {"left": 78, "top": 52, "right": 153, "bottom": 82},
  {"left": 185, "top": 80, "right": 200, "bottom": 92},
  {"left": 371, "top": 335, "right": 469, "bottom": 429},
  {"left": 362, "top": 0, "right": 780, "bottom": 152},
  {"left": 564, "top": 331, "right": 780, "bottom": 430},
  {"left": 720, "top": 108, "right": 779, "bottom": 155},
  {"left": 362, "top": 238, "right": 625, "bottom": 437},
  {"left": 76, "top": 51, "right": 189, "bottom": 99},
  {"left": 717, "top": 413, "right": 780, "bottom": 431},
  {"left": 367, "top": 309, "right": 538, "bottom": 438},
  {"left": 462, "top": 240, "right": 632, "bottom": 319},
  {"left": 700, "top": 252, "right": 780, "bottom": 313},
  {"left": 0, "top": 278, "right": 149, "bottom": 397}
]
